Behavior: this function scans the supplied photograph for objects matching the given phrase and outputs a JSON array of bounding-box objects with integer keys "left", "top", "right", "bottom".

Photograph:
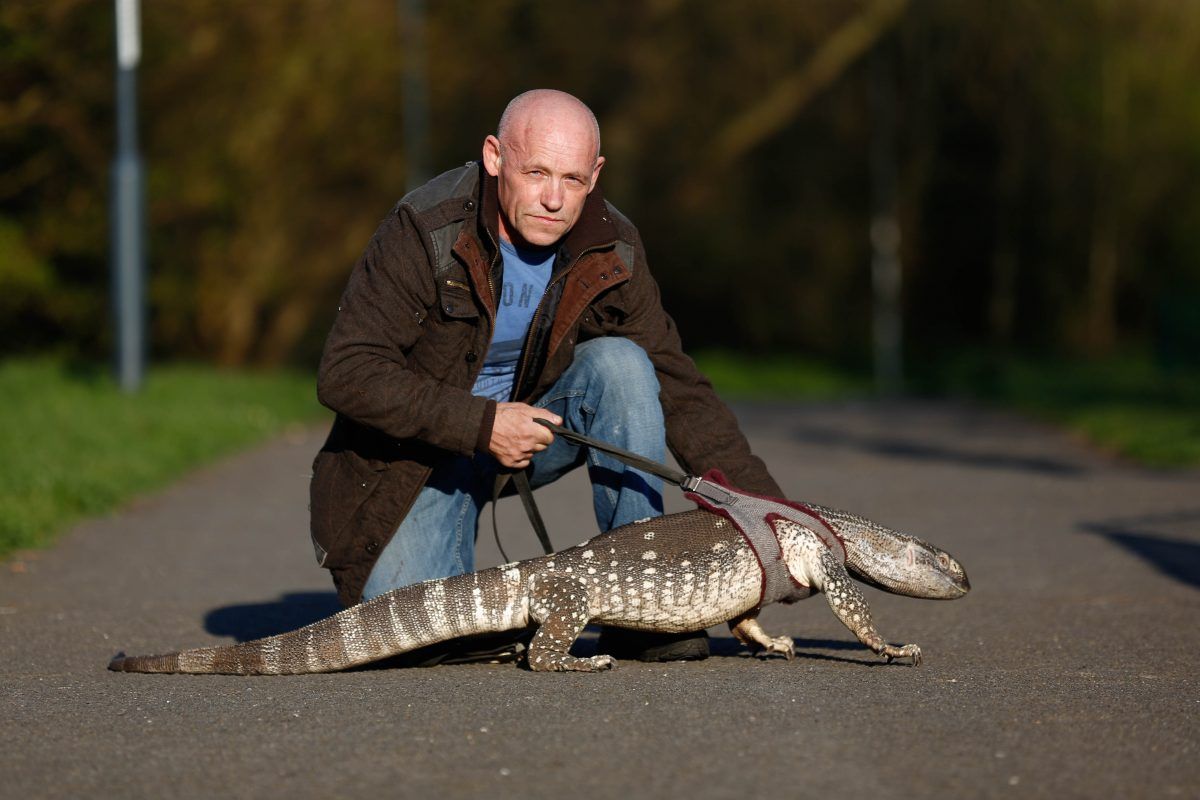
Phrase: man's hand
[{"left": 489, "top": 403, "right": 562, "bottom": 469}]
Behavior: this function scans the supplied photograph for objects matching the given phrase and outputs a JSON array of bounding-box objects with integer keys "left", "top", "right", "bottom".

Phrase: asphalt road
[{"left": 2, "top": 401, "right": 1197, "bottom": 799}]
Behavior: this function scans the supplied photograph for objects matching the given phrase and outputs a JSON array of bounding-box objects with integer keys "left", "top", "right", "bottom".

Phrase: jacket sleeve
[
  {"left": 614, "top": 232, "right": 784, "bottom": 497},
  {"left": 316, "top": 206, "right": 495, "bottom": 456}
]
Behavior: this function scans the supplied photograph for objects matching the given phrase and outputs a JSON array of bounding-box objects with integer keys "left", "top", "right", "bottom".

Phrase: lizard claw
[
  {"left": 589, "top": 654, "right": 618, "bottom": 671},
  {"left": 752, "top": 636, "right": 795, "bottom": 660},
  {"left": 879, "top": 643, "right": 922, "bottom": 666}
]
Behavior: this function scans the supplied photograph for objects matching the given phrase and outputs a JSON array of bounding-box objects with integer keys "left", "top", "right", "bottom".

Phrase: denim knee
[{"left": 573, "top": 338, "right": 660, "bottom": 402}]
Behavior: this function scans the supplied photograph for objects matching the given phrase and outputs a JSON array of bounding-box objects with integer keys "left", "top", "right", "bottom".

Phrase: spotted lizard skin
[{"left": 109, "top": 505, "right": 969, "bottom": 675}]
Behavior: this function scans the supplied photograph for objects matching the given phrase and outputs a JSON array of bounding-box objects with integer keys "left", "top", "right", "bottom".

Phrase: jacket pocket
[
  {"left": 309, "top": 450, "right": 384, "bottom": 567},
  {"left": 437, "top": 282, "right": 480, "bottom": 320}
]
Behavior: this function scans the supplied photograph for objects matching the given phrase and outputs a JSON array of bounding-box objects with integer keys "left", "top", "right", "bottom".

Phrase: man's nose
[{"left": 540, "top": 180, "right": 564, "bottom": 211}]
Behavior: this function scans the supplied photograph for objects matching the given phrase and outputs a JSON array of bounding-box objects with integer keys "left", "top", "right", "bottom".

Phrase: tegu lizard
[{"left": 109, "top": 488, "right": 970, "bottom": 675}]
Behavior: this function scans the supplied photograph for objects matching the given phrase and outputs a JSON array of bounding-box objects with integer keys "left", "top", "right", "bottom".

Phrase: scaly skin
[{"left": 109, "top": 505, "right": 969, "bottom": 675}]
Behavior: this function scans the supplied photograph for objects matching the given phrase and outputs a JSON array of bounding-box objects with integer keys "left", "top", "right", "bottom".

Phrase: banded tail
[{"left": 109, "top": 565, "right": 532, "bottom": 675}]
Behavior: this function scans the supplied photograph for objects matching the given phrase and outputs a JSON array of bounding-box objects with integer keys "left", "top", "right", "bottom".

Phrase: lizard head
[{"left": 808, "top": 503, "right": 971, "bottom": 600}]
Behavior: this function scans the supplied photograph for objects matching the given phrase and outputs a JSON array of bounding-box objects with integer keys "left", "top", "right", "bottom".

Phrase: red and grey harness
[
  {"left": 514, "top": 421, "right": 847, "bottom": 607},
  {"left": 684, "top": 468, "right": 844, "bottom": 605}
]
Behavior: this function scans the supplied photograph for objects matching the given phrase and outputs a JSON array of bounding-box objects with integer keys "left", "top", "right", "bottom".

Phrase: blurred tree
[
  {"left": 2, "top": 0, "right": 1199, "bottom": 370},
  {"left": 0, "top": 0, "right": 113, "bottom": 353},
  {"left": 142, "top": 1, "right": 409, "bottom": 365}
]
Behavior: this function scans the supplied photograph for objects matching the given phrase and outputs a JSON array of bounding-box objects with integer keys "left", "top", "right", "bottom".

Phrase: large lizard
[{"left": 109, "top": 493, "right": 969, "bottom": 675}]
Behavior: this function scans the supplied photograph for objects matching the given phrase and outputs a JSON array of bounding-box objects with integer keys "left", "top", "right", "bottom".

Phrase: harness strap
[{"left": 685, "top": 469, "right": 845, "bottom": 606}]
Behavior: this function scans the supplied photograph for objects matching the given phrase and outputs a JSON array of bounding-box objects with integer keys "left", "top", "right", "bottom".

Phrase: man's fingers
[{"left": 488, "top": 403, "right": 562, "bottom": 466}]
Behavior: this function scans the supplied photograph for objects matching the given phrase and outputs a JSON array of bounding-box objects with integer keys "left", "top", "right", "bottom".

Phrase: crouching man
[{"left": 311, "top": 89, "right": 781, "bottom": 662}]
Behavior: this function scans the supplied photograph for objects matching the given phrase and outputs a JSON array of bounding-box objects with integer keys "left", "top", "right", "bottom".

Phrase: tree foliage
[{"left": 2, "top": 0, "right": 1198, "bottom": 368}]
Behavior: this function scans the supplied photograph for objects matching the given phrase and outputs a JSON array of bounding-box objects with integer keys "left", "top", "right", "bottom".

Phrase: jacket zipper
[
  {"left": 479, "top": 228, "right": 501, "bottom": 341},
  {"left": 509, "top": 281, "right": 554, "bottom": 402}
]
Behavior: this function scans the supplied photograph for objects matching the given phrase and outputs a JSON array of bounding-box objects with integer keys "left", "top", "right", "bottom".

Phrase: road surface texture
[{"left": 2, "top": 401, "right": 1196, "bottom": 799}]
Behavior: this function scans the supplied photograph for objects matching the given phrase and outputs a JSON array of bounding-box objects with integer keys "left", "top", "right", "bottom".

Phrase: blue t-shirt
[{"left": 471, "top": 239, "right": 554, "bottom": 402}]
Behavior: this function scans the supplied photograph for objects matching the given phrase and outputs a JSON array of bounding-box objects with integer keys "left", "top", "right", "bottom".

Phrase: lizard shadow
[
  {"left": 201, "top": 598, "right": 890, "bottom": 668},
  {"left": 708, "top": 635, "right": 889, "bottom": 666},
  {"left": 204, "top": 591, "right": 343, "bottom": 642},
  {"left": 560, "top": 630, "right": 884, "bottom": 668}
]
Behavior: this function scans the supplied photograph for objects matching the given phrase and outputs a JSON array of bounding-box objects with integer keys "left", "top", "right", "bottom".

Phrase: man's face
[{"left": 483, "top": 124, "right": 605, "bottom": 248}]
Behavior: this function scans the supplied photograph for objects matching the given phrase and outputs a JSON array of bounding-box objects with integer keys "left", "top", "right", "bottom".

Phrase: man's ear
[
  {"left": 588, "top": 156, "right": 606, "bottom": 193},
  {"left": 482, "top": 135, "right": 502, "bottom": 177}
]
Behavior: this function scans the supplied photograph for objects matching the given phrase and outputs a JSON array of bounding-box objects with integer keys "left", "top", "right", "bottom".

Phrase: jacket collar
[{"left": 476, "top": 163, "right": 620, "bottom": 262}]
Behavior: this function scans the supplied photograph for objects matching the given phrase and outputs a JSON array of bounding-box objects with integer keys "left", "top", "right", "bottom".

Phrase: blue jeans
[{"left": 361, "top": 338, "right": 666, "bottom": 601}]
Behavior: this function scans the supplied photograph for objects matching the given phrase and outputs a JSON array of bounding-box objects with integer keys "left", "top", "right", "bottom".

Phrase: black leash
[
  {"left": 534, "top": 419, "right": 691, "bottom": 487},
  {"left": 491, "top": 470, "right": 553, "bottom": 562},
  {"left": 533, "top": 419, "right": 740, "bottom": 504}
]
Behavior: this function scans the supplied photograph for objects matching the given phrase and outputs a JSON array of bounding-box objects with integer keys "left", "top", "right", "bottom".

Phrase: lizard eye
[{"left": 937, "top": 553, "right": 951, "bottom": 570}]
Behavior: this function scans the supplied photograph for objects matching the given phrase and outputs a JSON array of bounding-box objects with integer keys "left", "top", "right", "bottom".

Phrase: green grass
[
  {"left": 930, "top": 353, "right": 1200, "bottom": 468},
  {"left": 694, "top": 349, "right": 1200, "bottom": 468},
  {"left": 0, "top": 358, "right": 328, "bottom": 559},
  {"left": 692, "top": 350, "right": 870, "bottom": 400}
]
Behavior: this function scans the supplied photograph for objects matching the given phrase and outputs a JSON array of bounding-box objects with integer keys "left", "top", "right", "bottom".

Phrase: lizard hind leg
[{"left": 526, "top": 574, "right": 615, "bottom": 673}]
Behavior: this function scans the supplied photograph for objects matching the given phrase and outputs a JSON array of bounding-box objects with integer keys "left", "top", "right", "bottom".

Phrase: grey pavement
[{"left": 2, "top": 401, "right": 1197, "bottom": 799}]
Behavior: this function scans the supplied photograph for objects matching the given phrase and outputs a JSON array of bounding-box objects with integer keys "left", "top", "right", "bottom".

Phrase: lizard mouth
[{"left": 847, "top": 559, "right": 970, "bottom": 599}]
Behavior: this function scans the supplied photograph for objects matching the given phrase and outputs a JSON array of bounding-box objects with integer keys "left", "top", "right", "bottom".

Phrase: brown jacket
[{"left": 312, "top": 163, "right": 780, "bottom": 606}]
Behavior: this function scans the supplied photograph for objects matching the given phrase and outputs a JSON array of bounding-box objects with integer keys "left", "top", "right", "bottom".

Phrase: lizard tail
[{"left": 108, "top": 566, "right": 532, "bottom": 675}]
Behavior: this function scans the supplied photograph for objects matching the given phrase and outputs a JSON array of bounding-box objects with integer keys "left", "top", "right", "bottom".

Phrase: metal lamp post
[{"left": 111, "top": 0, "right": 145, "bottom": 392}]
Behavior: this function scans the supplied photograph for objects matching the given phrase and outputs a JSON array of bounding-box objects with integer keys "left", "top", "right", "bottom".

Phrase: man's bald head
[
  {"left": 497, "top": 89, "right": 601, "bottom": 164},
  {"left": 482, "top": 90, "right": 607, "bottom": 247}
]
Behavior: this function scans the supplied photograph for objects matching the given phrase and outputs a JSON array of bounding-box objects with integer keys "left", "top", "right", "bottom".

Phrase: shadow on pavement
[
  {"left": 205, "top": 591, "right": 342, "bottom": 642},
  {"left": 791, "top": 425, "right": 1086, "bottom": 476},
  {"left": 197, "top": 599, "right": 893, "bottom": 668},
  {"left": 709, "top": 635, "right": 885, "bottom": 666},
  {"left": 1081, "top": 510, "right": 1200, "bottom": 590}
]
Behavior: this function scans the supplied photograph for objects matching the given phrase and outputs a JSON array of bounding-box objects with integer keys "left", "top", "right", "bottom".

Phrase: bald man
[{"left": 312, "top": 90, "right": 781, "bottom": 662}]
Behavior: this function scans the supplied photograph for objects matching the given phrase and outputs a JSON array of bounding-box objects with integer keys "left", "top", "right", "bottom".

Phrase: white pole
[{"left": 111, "top": 0, "right": 146, "bottom": 392}]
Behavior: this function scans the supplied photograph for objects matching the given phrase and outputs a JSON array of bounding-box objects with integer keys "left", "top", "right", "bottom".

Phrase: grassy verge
[
  {"left": 4, "top": 350, "right": 1193, "bottom": 561},
  {"left": 692, "top": 350, "right": 870, "bottom": 400},
  {"left": 0, "top": 358, "right": 327, "bottom": 559},
  {"left": 927, "top": 353, "right": 1200, "bottom": 468},
  {"left": 694, "top": 349, "right": 1200, "bottom": 468}
]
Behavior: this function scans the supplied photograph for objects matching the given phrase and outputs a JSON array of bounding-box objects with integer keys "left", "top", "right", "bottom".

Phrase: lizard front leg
[
  {"left": 527, "top": 574, "right": 616, "bottom": 673},
  {"left": 729, "top": 609, "right": 795, "bottom": 660},
  {"left": 816, "top": 550, "right": 922, "bottom": 665}
]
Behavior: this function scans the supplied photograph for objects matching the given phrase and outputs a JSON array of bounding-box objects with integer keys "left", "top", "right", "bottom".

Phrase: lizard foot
[
  {"left": 528, "top": 652, "right": 618, "bottom": 673},
  {"left": 753, "top": 636, "right": 795, "bottom": 661},
  {"left": 879, "top": 643, "right": 922, "bottom": 666}
]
